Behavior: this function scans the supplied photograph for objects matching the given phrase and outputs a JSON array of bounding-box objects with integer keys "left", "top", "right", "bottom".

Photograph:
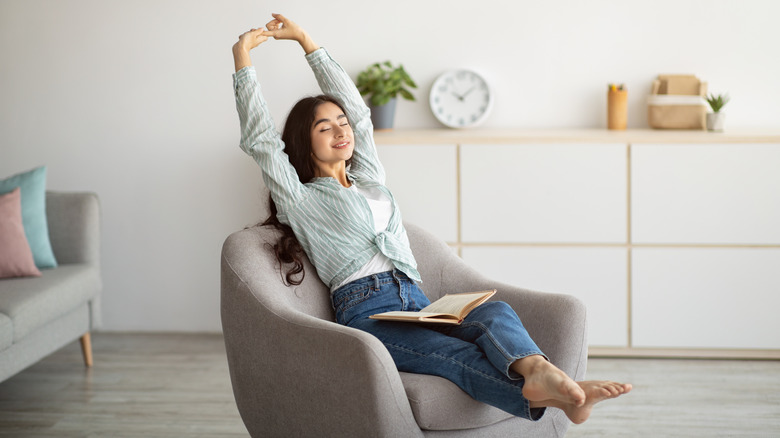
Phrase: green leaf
[
  {"left": 354, "top": 59, "right": 418, "bottom": 105},
  {"left": 371, "top": 94, "right": 391, "bottom": 106},
  {"left": 399, "top": 88, "right": 415, "bottom": 101},
  {"left": 706, "top": 92, "right": 730, "bottom": 112}
]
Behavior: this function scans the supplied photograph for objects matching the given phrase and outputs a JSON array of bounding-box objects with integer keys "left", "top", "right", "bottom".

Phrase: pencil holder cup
[{"left": 607, "top": 89, "right": 628, "bottom": 130}]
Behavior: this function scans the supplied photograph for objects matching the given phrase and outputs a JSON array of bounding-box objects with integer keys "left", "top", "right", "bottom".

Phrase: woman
[{"left": 232, "top": 13, "right": 630, "bottom": 424}]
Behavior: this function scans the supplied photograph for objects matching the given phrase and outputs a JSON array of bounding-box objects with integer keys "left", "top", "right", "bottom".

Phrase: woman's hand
[
  {"left": 232, "top": 28, "right": 269, "bottom": 72},
  {"left": 235, "top": 28, "right": 269, "bottom": 53},
  {"left": 263, "top": 13, "right": 320, "bottom": 54},
  {"left": 231, "top": 13, "right": 320, "bottom": 72}
]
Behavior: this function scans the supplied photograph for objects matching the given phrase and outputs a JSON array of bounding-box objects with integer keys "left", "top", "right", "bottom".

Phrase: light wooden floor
[{"left": 1, "top": 333, "right": 779, "bottom": 437}]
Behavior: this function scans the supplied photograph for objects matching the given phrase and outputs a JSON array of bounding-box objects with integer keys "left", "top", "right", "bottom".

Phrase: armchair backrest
[{"left": 221, "top": 225, "right": 334, "bottom": 321}]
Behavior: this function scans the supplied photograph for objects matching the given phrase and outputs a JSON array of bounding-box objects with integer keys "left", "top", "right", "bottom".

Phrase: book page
[
  {"left": 371, "top": 311, "right": 458, "bottom": 320},
  {"left": 369, "top": 311, "right": 463, "bottom": 324},
  {"left": 421, "top": 290, "right": 496, "bottom": 317}
]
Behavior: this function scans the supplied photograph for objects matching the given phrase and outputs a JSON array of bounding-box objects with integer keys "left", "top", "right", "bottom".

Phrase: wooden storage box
[{"left": 647, "top": 75, "right": 708, "bottom": 130}]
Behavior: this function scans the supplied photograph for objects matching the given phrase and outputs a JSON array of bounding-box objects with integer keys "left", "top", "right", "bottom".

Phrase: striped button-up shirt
[{"left": 233, "top": 48, "right": 421, "bottom": 290}]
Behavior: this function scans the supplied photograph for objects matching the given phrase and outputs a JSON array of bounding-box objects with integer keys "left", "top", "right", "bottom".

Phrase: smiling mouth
[{"left": 333, "top": 141, "right": 350, "bottom": 149}]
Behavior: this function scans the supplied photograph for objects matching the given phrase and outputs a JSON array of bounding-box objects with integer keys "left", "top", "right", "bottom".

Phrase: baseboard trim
[{"left": 588, "top": 346, "right": 780, "bottom": 360}]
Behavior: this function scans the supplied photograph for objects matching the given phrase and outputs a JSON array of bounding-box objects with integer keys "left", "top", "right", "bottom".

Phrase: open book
[{"left": 369, "top": 289, "right": 497, "bottom": 325}]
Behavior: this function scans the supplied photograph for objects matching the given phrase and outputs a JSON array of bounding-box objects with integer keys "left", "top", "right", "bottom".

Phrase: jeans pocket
[{"left": 334, "top": 285, "right": 375, "bottom": 324}]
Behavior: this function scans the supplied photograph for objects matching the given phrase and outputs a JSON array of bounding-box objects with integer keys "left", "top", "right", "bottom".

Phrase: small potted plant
[
  {"left": 356, "top": 61, "right": 417, "bottom": 130},
  {"left": 705, "top": 93, "right": 730, "bottom": 132}
]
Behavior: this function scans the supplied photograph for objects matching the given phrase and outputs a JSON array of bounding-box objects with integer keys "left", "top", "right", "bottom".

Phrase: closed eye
[
  {"left": 319, "top": 126, "right": 348, "bottom": 133},
  {"left": 317, "top": 118, "right": 349, "bottom": 132}
]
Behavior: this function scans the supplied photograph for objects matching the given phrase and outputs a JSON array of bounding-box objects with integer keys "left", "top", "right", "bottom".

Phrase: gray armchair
[{"left": 221, "top": 223, "right": 588, "bottom": 437}]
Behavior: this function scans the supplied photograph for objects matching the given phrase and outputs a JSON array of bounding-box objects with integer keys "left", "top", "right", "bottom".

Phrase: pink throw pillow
[{"left": 0, "top": 187, "right": 42, "bottom": 278}]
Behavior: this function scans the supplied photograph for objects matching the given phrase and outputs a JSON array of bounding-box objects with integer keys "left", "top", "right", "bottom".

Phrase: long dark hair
[{"left": 262, "top": 94, "right": 350, "bottom": 286}]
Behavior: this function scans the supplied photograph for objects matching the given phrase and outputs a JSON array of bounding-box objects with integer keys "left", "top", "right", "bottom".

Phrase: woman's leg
[
  {"left": 333, "top": 272, "right": 631, "bottom": 422},
  {"left": 337, "top": 276, "right": 545, "bottom": 418},
  {"left": 434, "top": 302, "right": 585, "bottom": 404},
  {"left": 350, "top": 317, "right": 545, "bottom": 420},
  {"left": 433, "top": 301, "right": 546, "bottom": 378}
]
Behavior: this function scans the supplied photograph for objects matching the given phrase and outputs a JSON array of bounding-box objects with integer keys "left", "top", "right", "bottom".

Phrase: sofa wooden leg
[{"left": 80, "top": 332, "right": 93, "bottom": 367}]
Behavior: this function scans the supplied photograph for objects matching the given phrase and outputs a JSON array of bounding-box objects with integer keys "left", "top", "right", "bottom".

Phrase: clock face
[{"left": 430, "top": 70, "right": 493, "bottom": 128}]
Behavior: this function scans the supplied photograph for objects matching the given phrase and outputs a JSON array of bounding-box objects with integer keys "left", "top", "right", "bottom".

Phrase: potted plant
[
  {"left": 356, "top": 61, "right": 417, "bottom": 130},
  {"left": 705, "top": 93, "right": 730, "bottom": 132}
]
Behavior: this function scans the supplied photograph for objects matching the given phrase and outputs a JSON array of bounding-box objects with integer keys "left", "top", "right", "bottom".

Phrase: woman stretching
[{"left": 232, "top": 13, "right": 631, "bottom": 424}]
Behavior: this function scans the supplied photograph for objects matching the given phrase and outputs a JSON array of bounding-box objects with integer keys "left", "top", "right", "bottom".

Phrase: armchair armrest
[
  {"left": 438, "top": 256, "right": 588, "bottom": 381},
  {"left": 405, "top": 222, "right": 587, "bottom": 381}
]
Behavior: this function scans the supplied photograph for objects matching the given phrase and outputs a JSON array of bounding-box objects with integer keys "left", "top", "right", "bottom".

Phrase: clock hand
[
  {"left": 461, "top": 86, "right": 475, "bottom": 98},
  {"left": 450, "top": 91, "right": 464, "bottom": 101}
]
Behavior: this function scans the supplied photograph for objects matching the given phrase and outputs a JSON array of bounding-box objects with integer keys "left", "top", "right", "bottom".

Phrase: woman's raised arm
[{"left": 232, "top": 20, "right": 308, "bottom": 211}]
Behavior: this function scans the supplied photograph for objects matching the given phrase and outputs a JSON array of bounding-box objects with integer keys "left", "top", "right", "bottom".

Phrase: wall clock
[{"left": 429, "top": 69, "right": 493, "bottom": 128}]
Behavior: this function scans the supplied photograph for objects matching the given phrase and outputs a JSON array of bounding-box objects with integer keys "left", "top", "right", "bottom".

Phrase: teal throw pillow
[{"left": 0, "top": 166, "right": 58, "bottom": 269}]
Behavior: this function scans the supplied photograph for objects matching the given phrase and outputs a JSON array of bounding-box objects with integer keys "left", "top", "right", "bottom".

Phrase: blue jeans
[{"left": 331, "top": 269, "right": 547, "bottom": 420}]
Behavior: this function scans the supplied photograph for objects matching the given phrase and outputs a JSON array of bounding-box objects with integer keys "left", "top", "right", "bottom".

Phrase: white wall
[{"left": 2, "top": 0, "right": 779, "bottom": 331}]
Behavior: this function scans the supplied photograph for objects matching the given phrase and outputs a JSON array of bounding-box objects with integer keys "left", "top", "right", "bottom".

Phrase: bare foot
[
  {"left": 513, "top": 355, "right": 587, "bottom": 407},
  {"left": 532, "top": 380, "right": 633, "bottom": 424},
  {"left": 512, "top": 356, "right": 631, "bottom": 424}
]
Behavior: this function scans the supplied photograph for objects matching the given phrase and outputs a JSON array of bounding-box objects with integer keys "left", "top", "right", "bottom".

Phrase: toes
[{"left": 605, "top": 381, "right": 631, "bottom": 397}]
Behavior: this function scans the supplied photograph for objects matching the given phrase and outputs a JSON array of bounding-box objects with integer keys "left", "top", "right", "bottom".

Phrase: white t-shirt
[{"left": 335, "top": 185, "right": 396, "bottom": 289}]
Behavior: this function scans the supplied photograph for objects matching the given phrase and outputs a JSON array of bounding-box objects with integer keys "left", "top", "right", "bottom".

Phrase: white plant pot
[{"left": 707, "top": 112, "right": 725, "bottom": 132}]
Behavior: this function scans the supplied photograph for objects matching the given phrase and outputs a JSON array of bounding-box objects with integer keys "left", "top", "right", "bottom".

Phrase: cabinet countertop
[{"left": 373, "top": 128, "right": 780, "bottom": 145}]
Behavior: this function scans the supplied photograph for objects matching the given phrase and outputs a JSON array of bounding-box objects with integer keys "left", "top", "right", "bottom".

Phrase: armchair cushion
[{"left": 400, "top": 372, "right": 513, "bottom": 430}]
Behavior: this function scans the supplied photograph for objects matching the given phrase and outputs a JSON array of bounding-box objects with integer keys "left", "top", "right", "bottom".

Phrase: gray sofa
[
  {"left": 221, "top": 222, "right": 588, "bottom": 437},
  {"left": 0, "top": 191, "right": 101, "bottom": 383}
]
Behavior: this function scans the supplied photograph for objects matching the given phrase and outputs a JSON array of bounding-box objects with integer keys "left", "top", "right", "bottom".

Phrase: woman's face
[{"left": 309, "top": 102, "right": 354, "bottom": 175}]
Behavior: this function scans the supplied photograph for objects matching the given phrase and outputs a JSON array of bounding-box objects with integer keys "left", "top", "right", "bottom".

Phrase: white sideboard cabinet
[{"left": 376, "top": 129, "right": 780, "bottom": 359}]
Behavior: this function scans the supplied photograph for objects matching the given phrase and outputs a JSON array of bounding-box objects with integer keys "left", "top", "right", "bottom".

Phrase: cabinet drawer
[
  {"left": 632, "top": 247, "right": 780, "bottom": 349},
  {"left": 461, "top": 144, "right": 627, "bottom": 243},
  {"left": 632, "top": 143, "right": 780, "bottom": 244}
]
